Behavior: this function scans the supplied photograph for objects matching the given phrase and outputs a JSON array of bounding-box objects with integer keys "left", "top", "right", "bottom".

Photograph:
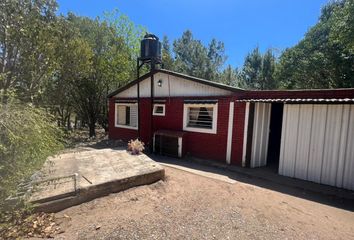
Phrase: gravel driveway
[{"left": 51, "top": 166, "right": 354, "bottom": 240}]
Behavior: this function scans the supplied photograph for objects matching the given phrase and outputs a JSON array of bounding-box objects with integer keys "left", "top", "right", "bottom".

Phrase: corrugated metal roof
[{"left": 235, "top": 98, "right": 354, "bottom": 103}]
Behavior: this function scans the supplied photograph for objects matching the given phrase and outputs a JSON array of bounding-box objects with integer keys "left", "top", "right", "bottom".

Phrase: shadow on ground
[
  {"left": 67, "top": 136, "right": 354, "bottom": 212},
  {"left": 150, "top": 154, "right": 354, "bottom": 212}
]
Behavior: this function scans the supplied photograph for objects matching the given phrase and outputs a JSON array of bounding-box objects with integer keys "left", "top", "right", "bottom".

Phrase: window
[
  {"left": 183, "top": 103, "right": 218, "bottom": 134},
  {"left": 115, "top": 103, "right": 138, "bottom": 129},
  {"left": 153, "top": 104, "right": 165, "bottom": 116}
]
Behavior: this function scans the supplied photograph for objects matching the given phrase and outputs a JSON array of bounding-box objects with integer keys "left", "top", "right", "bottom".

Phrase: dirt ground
[{"left": 35, "top": 165, "right": 354, "bottom": 240}]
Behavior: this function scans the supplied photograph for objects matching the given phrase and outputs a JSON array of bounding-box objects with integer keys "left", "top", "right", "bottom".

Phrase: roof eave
[
  {"left": 107, "top": 69, "right": 245, "bottom": 99},
  {"left": 107, "top": 71, "right": 155, "bottom": 98}
]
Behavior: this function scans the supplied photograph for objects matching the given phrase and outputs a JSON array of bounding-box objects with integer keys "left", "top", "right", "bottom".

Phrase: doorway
[{"left": 266, "top": 103, "right": 284, "bottom": 171}]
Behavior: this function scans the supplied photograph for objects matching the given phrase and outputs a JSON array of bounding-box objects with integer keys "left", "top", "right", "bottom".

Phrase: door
[
  {"left": 250, "top": 103, "right": 272, "bottom": 168},
  {"left": 279, "top": 104, "right": 354, "bottom": 190},
  {"left": 266, "top": 103, "right": 284, "bottom": 170}
]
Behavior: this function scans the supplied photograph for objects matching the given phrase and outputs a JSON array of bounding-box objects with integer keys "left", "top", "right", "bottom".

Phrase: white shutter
[{"left": 130, "top": 105, "right": 138, "bottom": 127}]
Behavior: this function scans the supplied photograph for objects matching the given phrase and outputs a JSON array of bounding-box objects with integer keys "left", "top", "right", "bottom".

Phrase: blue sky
[{"left": 57, "top": 0, "right": 329, "bottom": 68}]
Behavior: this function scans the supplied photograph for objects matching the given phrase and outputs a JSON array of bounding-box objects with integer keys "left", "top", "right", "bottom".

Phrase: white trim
[
  {"left": 242, "top": 102, "right": 250, "bottom": 167},
  {"left": 153, "top": 104, "right": 165, "bottom": 116},
  {"left": 114, "top": 103, "right": 138, "bottom": 130},
  {"left": 183, "top": 103, "right": 218, "bottom": 134},
  {"left": 226, "top": 102, "right": 234, "bottom": 164},
  {"left": 178, "top": 137, "right": 182, "bottom": 158}
]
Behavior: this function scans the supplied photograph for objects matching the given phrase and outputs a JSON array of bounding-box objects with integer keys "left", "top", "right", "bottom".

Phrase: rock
[{"left": 44, "top": 226, "right": 52, "bottom": 233}]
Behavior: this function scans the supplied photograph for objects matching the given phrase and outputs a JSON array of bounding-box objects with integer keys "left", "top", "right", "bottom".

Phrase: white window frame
[
  {"left": 183, "top": 103, "right": 218, "bottom": 134},
  {"left": 115, "top": 103, "right": 138, "bottom": 130},
  {"left": 153, "top": 104, "right": 165, "bottom": 116}
]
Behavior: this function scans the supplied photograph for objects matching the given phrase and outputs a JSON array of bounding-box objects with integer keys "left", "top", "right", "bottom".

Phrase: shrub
[
  {"left": 127, "top": 139, "right": 145, "bottom": 155},
  {"left": 0, "top": 101, "right": 64, "bottom": 214}
]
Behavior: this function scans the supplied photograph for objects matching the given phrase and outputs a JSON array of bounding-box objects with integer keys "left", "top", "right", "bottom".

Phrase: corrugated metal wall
[
  {"left": 251, "top": 103, "right": 271, "bottom": 168},
  {"left": 279, "top": 104, "right": 354, "bottom": 190}
]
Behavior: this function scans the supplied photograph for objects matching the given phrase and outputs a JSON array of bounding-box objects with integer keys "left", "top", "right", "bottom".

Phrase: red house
[{"left": 108, "top": 69, "right": 354, "bottom": 191}]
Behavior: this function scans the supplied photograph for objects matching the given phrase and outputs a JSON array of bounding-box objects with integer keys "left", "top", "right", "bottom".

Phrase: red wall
[
  {"left": 108, "top": 88, "right": 354, "bottom": 166},
  {"left": 180, "top": 98, "right": 230, "bottom": 162},
  {"left": 108, "top": 98, "right": 138, "bottom": 141},
  {"left": 108, "top": 96, "right": 243, "bottom": 164},
  {"left": 230, "top": 102, "right": 246, "bottom": 165}
]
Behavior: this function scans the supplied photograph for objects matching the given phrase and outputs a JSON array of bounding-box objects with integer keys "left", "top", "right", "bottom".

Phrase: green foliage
[
  {"left": 43, "top": 17, "right": 93, "bottom": 129},
  {"left": 276, "top": 0, "right": 354, "bottom": 89},
  {"left": 104, "top": 9, "right": 146, "bottom": 64},
  {"left": 241, "top": 47, "right": 278, "bottom": 89},
  {"left": 1, "top": 4, "right": 146, "bottom": 136},
  {"left": 0, "top": 101, "right": 63, "bottom": 212},
  {"left": 329, "top": 0, "right": 354, "bottom": 54},
  {"left": 162, "top": 35, "right": 175, "bottom": 71},
  {"left": 173, "top": 30, "right": 227, "bottom": 80},
  {"left": 0, "top": 0, "right": 58, "bottom": 103},
  {"left": 219, "top": 65, "right": 245, "bottom": 88},
  {"left": 64, "top": 12, "right": 144, "bottom": 136}
]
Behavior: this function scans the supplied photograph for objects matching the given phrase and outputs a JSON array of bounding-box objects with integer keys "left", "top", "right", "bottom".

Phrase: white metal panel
[
  {"left": 250, "top": 103, "right": 271, "bottom": 168},
  {"left": 115, "top": 72, "right": 233, "bottom": 98},
  {"left": 116, "top": 84, "right": 138, "bottom": 98},
  {"left": 321, "top": 105, "right": 343, "bottom": 186},
  {"left": 294, "top": 105, "right": 313, "bottom": 180},
  {"left": 336, "top": 105, "right": 350, "bottom": 188},
  {"left": 279, "top": 104, "right": 300, "bottom": 177},
  {"left": 307, "top": 105, "right": 327, "bottom": 183},
  {"left": 279, "top": 104, "right": 354, "bottom": 191},
  {"left": 278, "top": 104, "right": 287, "bottom": 175},
  {"left": 342, "top": 106, "right": 354, "bottom": 190}
]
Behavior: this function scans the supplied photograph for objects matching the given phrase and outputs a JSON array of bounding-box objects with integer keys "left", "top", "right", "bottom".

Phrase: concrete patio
[{"left": 29, "top": 147, "right": 165, "bottom": 212}]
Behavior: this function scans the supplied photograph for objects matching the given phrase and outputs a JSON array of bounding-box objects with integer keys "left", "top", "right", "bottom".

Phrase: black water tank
[{"left": 140, "top": 34, "right": 162, "bottom": 61}]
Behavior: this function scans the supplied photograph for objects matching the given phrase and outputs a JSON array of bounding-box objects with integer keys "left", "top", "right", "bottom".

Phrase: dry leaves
[{"left": 0, "top": 212, "right": 64, "bottom": 239}]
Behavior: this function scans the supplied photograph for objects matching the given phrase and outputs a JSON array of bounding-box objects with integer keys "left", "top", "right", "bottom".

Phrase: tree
[
  {"left": 161, "top": 35, "right": 174, "bottom": 70},
  {"left": 241, "top": 47, "right": 278, "bottom": 90},
  {"left": 65, "top": 12, "right": 144, "bottom": 137},
  {"left": 0, "top": 100, "right": 63, "bottom": 212},
  {"left": 104, "top": 9, "right": 147, "bottom": 81},
  {"left": 242, "top": 47, "right": 262, "bottom": 89},
  {"left": 0, "top": 0, "right": 58, "bottom": 103},
  {"left": 329, "top": 0, "right": 354, "bottom": 54},
  {"left": 44, "top": 17, "right": 93, "bottom": 130},
  {"left": 276, "top": 0, "right": 354, "bottom": 89},
  {"left": 206, "top": 39, "right": 227, "bottom": 81},
  {"left": 219, "top": 65, "right": 245, "bottom": 88},
  {"left": 261, "top": 49, "right": 277, "bottom": 89},
  {"left": 173, "top": 30, "right": 227, "bottom": 80}
]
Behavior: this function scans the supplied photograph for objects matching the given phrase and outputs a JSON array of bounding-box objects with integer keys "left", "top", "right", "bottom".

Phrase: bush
[
  {"left": 0, "top": 101, "right": 64, "bottom": 214},
  {"left": 127, "top": 139, "right": 145, "bottom": 155}
]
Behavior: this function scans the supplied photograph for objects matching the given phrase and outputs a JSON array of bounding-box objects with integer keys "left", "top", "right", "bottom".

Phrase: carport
[{"left": 240, "top": 96, "right": 354, "bottom": 191}]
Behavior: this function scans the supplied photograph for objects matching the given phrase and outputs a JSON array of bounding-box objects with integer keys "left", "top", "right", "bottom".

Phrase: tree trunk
[
  {"left": 74, "top": 116, "right": 78, "bottom": 129},
  {"left": 67, "top": 113, "right": 71, "bottom": 130},
  {"left": 89, "top": 122, "right": 96, "bottom": 138}
]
